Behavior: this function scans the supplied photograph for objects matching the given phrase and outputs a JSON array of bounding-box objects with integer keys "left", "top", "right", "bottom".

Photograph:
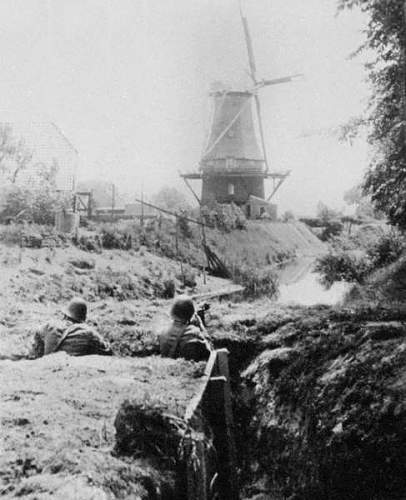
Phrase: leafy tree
[
  {"left": 151, "top": 186, "right": 191, "bottom": 212},
  {"left": 316, "top": 201, "right": 339, "bottom": 223},
  {"left": 339, "top": 0, "right": 406, "bottom": 227},
  {"left": 343, "top": 184, "right": 382, "bottom": 219},
  {"left": 316, "top": 202, "right": 343, "bottom": 240},
  {"left": 0, "top": 163, "right": 69, "bottom": 224},
  {"left": 0, "top": 124, "right": 34, "bottom": 184}
]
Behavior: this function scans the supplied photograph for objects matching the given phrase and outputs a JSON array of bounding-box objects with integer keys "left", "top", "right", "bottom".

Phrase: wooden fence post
[{"left": 207, "top": 357, "right": 239, "bottom": 500}]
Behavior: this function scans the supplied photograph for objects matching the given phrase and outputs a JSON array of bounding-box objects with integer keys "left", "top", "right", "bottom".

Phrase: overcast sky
[{"left": 0, "top": 0, "right": 369, "bottom": 215}]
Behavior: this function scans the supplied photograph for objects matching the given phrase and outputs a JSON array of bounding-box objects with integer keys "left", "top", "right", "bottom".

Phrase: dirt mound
[
  {"left": 0, "top": 353, "right": 204, "bottom": 498},
  {"left": 240, "top": 305, "right": 406, "bottom": 499}
]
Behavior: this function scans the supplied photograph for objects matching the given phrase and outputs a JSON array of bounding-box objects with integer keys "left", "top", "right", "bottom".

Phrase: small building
[
  {"left": 247, "top": 195, "right": 277, "bottom": 220},
  {"left": 124, "top": 203, "right": 160, "bottom": 218},
  {"left": 94, "top": 206, "right": 126, "bottom": 217}
]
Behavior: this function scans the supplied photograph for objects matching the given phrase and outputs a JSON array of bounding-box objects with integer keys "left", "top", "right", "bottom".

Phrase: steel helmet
[
  {"left": 170, "top": 295, "right": 195, "bottom": 323},
  {"left": 64, "top": 297, "right": 87, "bottom": 323}
]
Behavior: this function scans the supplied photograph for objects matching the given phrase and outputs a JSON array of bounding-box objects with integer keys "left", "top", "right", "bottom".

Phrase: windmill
[{"left": 181, "top": 1, "right": 302, "bottom": 218}]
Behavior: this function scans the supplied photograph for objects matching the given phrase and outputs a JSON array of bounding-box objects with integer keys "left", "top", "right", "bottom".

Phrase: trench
[{"left": 112, "top": 261, "right": 357, "bottom": 499}]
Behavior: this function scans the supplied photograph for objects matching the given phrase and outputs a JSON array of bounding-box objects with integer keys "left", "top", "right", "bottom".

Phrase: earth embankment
[
  {"left": 0, "top": 353, "right": 204, "bottom": 498},
  {"left": 217, "top": 304, "right": 406, "bottom": 499},
  {"left": 207, "top": 220, "right": 326, "bottom": 265}
]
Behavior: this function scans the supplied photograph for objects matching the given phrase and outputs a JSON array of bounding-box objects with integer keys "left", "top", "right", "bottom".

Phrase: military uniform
[
  {"left": 159, "top": 318, "right": 212, "bottom": 362},
  {"left": 30, "top": 320, "right": 113, "bottom": 358}
]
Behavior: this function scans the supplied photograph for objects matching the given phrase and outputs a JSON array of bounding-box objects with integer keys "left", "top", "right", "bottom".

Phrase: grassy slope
[
  {"left": 0, "top": 241, "right": 235, "bottom": 358},
  {"left": 346, "top": 252, "right": 406, "bottom": 306},
  {"left": 92, "top": 218, "right": 325, "bottom": 271},
  {"left": 204, "top": 220, "right": 326, "bottom": 268}
]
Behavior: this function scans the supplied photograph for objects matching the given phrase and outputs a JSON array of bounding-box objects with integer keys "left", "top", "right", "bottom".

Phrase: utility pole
[
  {"left": 111, "top": 183, "right": 115, "bottom": 221},
  {"left": 200, "top": 208, "right": 208, "bottom": 285},
  {"left": 140, "top": 184, "right": 144, "bottom": 228},
  {"left": 175, "top": 213, "right": 184, "bottom": 282}
]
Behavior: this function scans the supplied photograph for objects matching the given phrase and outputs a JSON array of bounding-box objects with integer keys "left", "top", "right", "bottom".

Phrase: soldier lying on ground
[
  {"left": 30, "top": 297, "right": 113, "bottom": 358},
  {"left": 159, "top": 295, "right": 212, "bottom": 362}
]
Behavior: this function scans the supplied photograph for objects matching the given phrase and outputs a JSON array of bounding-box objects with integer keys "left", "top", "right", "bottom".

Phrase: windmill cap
[
  {"left": 171, "top": 295, "right": 195, "bottom": 322},
  {"left": 64, "top": 298, "right": 87, "bottom": 322}
]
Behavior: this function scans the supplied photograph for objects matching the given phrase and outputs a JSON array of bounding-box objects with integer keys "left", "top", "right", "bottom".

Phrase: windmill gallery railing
[{"left": 183, "top": 348, "right": 239, "bottom": 500}]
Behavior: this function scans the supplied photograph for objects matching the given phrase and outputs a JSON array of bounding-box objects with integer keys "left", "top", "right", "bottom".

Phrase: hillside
[
  {"left": 206, "top": 220, "right": 326, "bottom": 267},
  {"left": 346, "top": 252, "right": 406, "bottom": 306},
  {"left": 118, "top": 217, "right": 326, "bottom": 280},
  {"left": 0, "top": 241, "right": 237, "bottom": 359}
]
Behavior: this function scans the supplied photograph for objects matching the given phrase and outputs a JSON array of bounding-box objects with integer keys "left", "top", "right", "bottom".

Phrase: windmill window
[
  {"left": 228, "top": 183, "right": 235, "bottom": 196},
  {"left": 226, "top": 158, "right": 235, "bottom": 169}
]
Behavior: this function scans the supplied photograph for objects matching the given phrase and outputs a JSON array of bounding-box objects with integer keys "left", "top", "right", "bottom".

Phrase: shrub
[
  {"left": 94, "top": 269, "right": 140, "bottom": 300},
  {"left": 0, "top": 223, "right": 24, "bottom": 245},
  {"left": 201, "top": 203, "right": 247, "bottom": 232},
  {"left": 314, "top": 252, "right": 370, "bottom": 287},
  {"left": 177, "top": 212, "right": 193, "bottom": 239},
  {"left": 316, "top": 229, "right": 406, "bottom": 288},
  {"left": 319, "top": 220, "right": 344, "bottom": 241},
  {"left": 366, "top": 230, "right": 406, "bottom": 268},
  {"left": 160, "top": 277, "right": 176, "bottom": 299},
  {"left": 176, "top": 264, "right": 197, "bottom": 288},
  {"left": 142, "top": 260, "right": 177, "bottom": 299},
  {"left": 100, "top": 226, "right": 132, "bottom": 250},
  {"left": 0, "top": 185, "right": 69, "bottom": 225},
  {"left": 73, "top": 233, "right": 102, "bottom": 253},
  {"left": 231, "top": 263, "right": 278, "bottom": 299}
]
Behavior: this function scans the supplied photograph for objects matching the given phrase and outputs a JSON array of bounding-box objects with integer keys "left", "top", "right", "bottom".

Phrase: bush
[
  {"left": 176, "top": 264, "right": 197, "bottom": 288},
  {"left": 319, "top": 220, "right": 344, "bottom": 241},
  {"left": 367, "top": 230, "right": 406, "bottom": 268},
  {"left": 316, "top": 229, "right": 406, "bottom": 288},
  {"left": 0, "top": 223, "right": 24, "bottom": 245},
  {"left": 315, "top": 252, "right": 370, "bottom": 287},
  {"left": 0, "top": 185, "right": 69, "bottom": 225},
  {"left": 231, "top": 263, "right": 278, "bottom": 299},
  {"left": 142, "top": 260, "right": 177, "bottom": 299},
  {"left": 177, "top": 212, "right": 193, "bottom": 239},
  {"left": 73, "top": 233, "right": 102, "bottom": 253},
  {"left": 100, "top": 226, "right": 132, "bottom": 250},
  {"left": 201, "top": 203, "right": 247, "bottom": 232}
]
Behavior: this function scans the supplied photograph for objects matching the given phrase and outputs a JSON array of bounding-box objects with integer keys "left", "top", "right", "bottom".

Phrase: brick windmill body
[{"left": 182, "top": 3, "right": 300, "bottom": 219}]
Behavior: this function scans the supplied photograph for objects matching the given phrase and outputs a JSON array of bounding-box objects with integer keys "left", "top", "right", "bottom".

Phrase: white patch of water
[{"left": 277, "top": 258, "right": 352, "bottom": 306}]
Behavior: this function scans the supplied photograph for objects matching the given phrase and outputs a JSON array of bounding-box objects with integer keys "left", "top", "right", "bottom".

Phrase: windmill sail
[
  {"left": 240, "top": 9, "right": 257, "bottom": 82},
  {"left": 181, "top": 1, "right": 298, "bottom": 212},
  {"left": 254, "top": 94, "right": 270, "bottom": 172}
]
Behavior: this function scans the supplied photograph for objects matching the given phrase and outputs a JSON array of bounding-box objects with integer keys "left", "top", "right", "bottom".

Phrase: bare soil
[{"left": 0, "top": 353, "right": 203, "bottom": 498}]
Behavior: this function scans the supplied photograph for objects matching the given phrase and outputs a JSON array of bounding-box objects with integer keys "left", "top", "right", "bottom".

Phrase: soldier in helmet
[
  {"left": 30, "top": 297, "right": 113, "bottom": 358},
  {"left": 159, "top": 295, "right": 212, "bottom": 362}
]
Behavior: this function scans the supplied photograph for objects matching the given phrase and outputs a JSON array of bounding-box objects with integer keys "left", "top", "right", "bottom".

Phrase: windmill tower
[{"left": 181, "top": 2, "right": 301, "bottom": 218}]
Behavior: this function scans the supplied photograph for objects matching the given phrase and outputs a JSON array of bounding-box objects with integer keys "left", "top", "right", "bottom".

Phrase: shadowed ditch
[{"left": 212, "top": 305, "right": 406, "bottom": 500}]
